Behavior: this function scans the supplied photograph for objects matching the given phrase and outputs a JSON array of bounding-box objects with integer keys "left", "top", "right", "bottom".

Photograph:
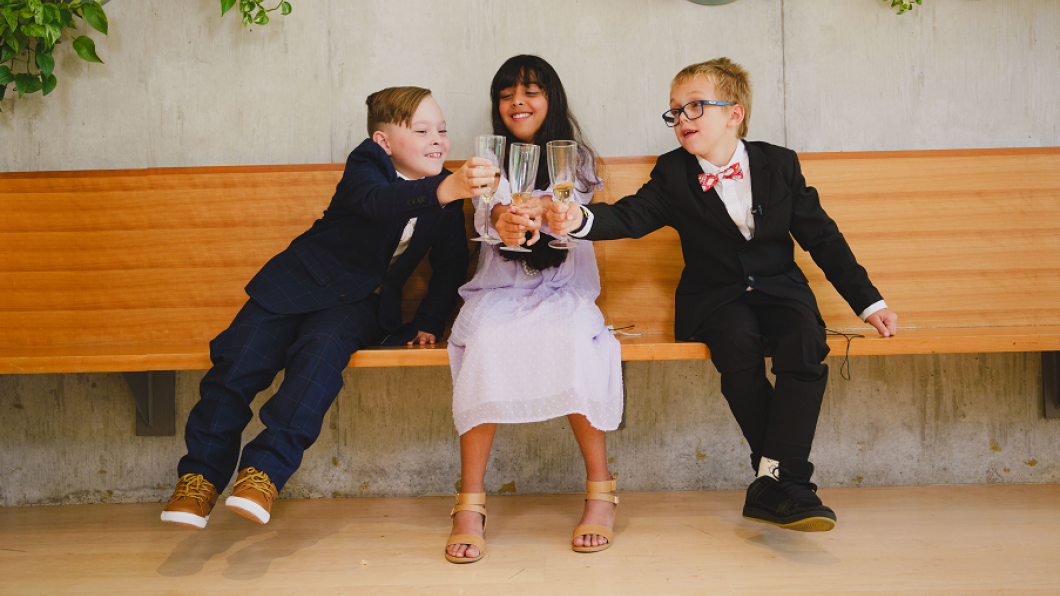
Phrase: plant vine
[
  {"left": 222, "top": 0, "right": 291, "bottom": 28},
  {"left": 0, "top": 0, "right": 107, "bottom": 111},
  {"left": 891, "top": 0, "right": 922, "bottom": 15}
]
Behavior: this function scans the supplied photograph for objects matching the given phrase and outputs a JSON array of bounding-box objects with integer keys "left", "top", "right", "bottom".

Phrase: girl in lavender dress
[{"left": 444, "top": 56, "right": 623, "bottom": 564}]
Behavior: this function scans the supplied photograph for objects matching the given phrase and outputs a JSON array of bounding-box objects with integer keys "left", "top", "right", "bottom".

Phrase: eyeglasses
[{"left": 661, "top": 100, "right": 734, "bottom": 127}]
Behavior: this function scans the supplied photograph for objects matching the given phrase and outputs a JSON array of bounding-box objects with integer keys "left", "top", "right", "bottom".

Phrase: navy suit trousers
[{"left": 178, "top": 296, "right": 381, "bottom": 491}]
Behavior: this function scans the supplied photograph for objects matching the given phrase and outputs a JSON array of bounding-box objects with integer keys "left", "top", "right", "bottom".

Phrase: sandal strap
[
  {"left": 586, "top": 492, "right": 619, "bottom": 505},
  {"left": 586, "top": 475, "right": 617, "bottom": 493},
  {"left": 572, "top": 524, "right": 614, "bottom": 542},
  {"left": 445, "top": 534, "right": 486, "bottom": 550},
  {"left": 450, "top": 503, "right": 487, "bottom": 518},
  {"left": 453, "top": 492, "right": 486, "bottom": 506}
]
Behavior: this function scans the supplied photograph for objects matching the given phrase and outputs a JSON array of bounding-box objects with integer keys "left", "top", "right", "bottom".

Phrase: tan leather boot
[
  {"left": 225, "top": 467, "right": 278, "bottom": 524},
  {"left": 161, "top": 474, "right": 219, "bottom": 529}
]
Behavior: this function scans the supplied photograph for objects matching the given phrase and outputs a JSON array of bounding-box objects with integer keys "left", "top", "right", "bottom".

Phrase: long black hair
[{"left": 490, "top": 55, "right": 598, "bottom": 271}]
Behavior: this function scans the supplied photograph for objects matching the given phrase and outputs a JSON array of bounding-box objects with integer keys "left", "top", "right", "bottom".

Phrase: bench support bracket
[
  {"left": 1044, "top": 352, "right": 1059, "bottom": 419},
  {"left": 122, "top": 371, "right": 176, "bottom": 436}
]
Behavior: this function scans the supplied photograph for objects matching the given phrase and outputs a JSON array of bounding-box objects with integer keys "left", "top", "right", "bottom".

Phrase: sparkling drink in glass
[
  {"left": 500, "top": 142, "right": 540, "bottom": 253},
  {"left": 546, "top": 140, "right": 579, "bottom": 249},
  {"left": 471, "top": 135, "right": 505, "bottom": 244}
]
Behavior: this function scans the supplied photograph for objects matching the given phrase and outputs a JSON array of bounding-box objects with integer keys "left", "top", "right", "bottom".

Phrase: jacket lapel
[{"left": 745, "top": 142, "right": 773, "bottom": 214}]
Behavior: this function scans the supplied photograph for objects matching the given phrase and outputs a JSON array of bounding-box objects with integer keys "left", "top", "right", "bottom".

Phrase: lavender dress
[{"left": 448, "top": 166, "right": 624, "bottom": 435}]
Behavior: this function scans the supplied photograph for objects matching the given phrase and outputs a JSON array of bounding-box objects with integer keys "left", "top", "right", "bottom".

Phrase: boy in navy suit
[
  {"left": 544, "top": 59, "right": 898, "bottom": 531},
  {"left": 162, "top": 86, "right": 491, "bottom": 529}
]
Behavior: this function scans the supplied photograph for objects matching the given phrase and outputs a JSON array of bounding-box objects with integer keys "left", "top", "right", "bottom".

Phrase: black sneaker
[{"left": 742, "top": 475, "right": 837, "bottom": 532}]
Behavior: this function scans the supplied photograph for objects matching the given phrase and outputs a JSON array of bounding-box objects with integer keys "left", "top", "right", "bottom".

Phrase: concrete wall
[
  {"left": 2, "top": 0, "right": 1059, "bottom": 506},
  {"left": 2, "top": 354, "right": 1057, "bottom": 506}
]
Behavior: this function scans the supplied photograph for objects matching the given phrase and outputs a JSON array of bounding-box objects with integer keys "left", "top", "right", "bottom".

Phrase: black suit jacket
[
  {"left": 584, "top": 141, "right": 882, "bottom": 340},
  {"left": 245, "top": 139, "right": 469, "bottom": 338}
]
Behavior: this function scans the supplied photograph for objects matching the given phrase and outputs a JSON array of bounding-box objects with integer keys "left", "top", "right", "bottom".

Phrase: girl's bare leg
[
  {"left": 446, "top": 423, "right": 497, "bottom": 559},
  {"left": 568, "top": 414, "right": 616, "bottom": 548}
]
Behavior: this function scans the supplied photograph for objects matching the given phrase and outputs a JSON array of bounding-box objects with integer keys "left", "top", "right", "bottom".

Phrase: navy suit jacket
[
  {"left": 245, "top": 139, "right": 469, "bottom": 338},
  {"left": 583, "top": 141, "right": 883, "bottom": 340}
]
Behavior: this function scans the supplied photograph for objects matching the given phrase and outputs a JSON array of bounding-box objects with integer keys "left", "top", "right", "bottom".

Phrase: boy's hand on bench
[
  {"left": 407, "top": 331, "right": 436, "bottom": 347},
  {"left": 438, "top": 157, "right": 495, "bottom": 206},
  {"left": 547, "top": 200, "right": 584, "bottom": 236},
  {"left": 866, "top": 309, "right": 898, "bottom": 337}
]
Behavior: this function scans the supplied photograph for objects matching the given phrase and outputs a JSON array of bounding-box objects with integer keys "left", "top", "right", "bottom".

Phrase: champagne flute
[
  {"left": 471, "top": 135, "right": 505, "bottom": 244},
  {"left": 499, "top": 142, "right": 539, "bottom": 253},
  {"left": 546, "top": 140, "right": 580, "bottom": 250}
]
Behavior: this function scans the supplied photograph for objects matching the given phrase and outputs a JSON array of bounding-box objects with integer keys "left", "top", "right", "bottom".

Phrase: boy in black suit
[
  {"left": 544, "top": 59, "right": 897, "bottom": 531},
  {"left": 162, "top": 86, "right": 492, "bottom": 529}
]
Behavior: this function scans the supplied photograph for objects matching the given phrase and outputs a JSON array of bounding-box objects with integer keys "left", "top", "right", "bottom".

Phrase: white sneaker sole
[
  {"left": 226, "top": 496, "right": 271, "bottom": 524},
  {"left": 161, "top": 511, "right": 209, "bottom": 529}
]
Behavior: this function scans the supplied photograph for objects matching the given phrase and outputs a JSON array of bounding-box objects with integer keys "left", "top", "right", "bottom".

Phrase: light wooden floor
[{"left": 3, "top": 485, "right": 1059, "bottom": 595}]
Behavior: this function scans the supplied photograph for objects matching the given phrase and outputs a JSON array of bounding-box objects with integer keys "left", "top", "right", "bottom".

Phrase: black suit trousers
[
  {"left": 694, "top": 291, "right": 830, "bottom": 480},
  {"left": 178, "top": 296, "right": 381, "bottom": 492}
]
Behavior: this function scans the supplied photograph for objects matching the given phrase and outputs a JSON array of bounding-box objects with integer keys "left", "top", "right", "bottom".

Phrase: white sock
[{"left": 758, "top": 457, "right": 779, "bottom": 479}]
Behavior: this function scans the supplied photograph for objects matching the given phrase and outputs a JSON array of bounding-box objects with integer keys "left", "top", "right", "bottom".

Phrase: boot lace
[
  {"left": 173, "top": 474, "right": 215, "bottom": 503},
  {"left": 233, "top": 468, "right": 275, "bottom": 504}
]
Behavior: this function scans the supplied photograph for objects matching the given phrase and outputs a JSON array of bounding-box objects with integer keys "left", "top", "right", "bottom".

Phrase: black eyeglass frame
[{"left": 661, "top": 99, "right": 735, "bottom": 127}]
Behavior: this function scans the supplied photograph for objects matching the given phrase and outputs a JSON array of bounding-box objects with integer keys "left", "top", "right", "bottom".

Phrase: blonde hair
[
  {"left": 366, "top": 86, "right": 433, "bottom": 136},
  {"left": 672, "top": 58, "right": 752, "bottom": 139}
]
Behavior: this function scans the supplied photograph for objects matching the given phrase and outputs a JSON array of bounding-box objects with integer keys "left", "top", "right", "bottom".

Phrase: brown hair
[
  {"left": 366, "top": 86, "right": 433, "bottom": 136},
  {"left": 672, "top": 58, "right": 752, "bottom": 139}
]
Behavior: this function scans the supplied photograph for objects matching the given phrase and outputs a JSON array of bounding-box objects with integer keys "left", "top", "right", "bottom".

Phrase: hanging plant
[
  {"left": 891, "top": 0, "right": 922, "bottom": 15},
  {"left": 0, "top": 0, "right": 107, "bottom": 111},
  {"left": 222, "top": 0, "right": 291, "bottom": 27}
]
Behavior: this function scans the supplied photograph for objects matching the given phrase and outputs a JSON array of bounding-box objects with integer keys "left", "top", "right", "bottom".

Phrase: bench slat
[
  {"left": 3, "top": 325, "right": 1058, "bottom": 374},
  {"left": 2, "top": 148, "right": 1058, "bottom": 372}
]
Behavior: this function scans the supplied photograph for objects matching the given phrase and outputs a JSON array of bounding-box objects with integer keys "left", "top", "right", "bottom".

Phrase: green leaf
[
  {"left": 0, "top": 83, "right": 6, "bottom": 103},
  {"left": 0, "top": 44, "right": 14, "bottom": 63},
  {"left": 21, "top": 22, "right": 46, "bottom": 37},
  {"left": 253, "top": 10, "right": 268, "bottom": 25},
  {"left": 35, "top": 50, "right": 53, "bottom": 75},
  {"left": 281, "top": 2, "right": 292, "bottom": 16},
  {"left": 44, "top": 23, "right": 60, "bottom": 45},
  {"left": 241, "top": 12, "right": 251, "bottom": 26},
  {"left": 7, "top": 34, "right": 22, "bottom": 54},
  {"left": 72, "top": 35, "right": 102, "bottom": 63},
  {"left": 14, "top": 72, "right": 42, "bottom": 96},
  {"left": 41, "top": 71, "right": 55, "bottom": 95},
  {"left": 59, "top": 7, "right": 74, "bottom": 28},
  {"left": 221, "top": 0, "right": 237, "bottom": 17},
  {"left": 81, "top": 2, "right": 107, "bottom": 35},
  {"left": 0, "top": 65, "right": 13, "bottom": 85}
]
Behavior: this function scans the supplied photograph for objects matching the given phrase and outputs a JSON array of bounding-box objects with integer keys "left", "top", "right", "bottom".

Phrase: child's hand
[
  {"left": 437, "top": 157, "right": 496, "bottom": 206},
  {"left": 547, "top": 199, "right": 584, "bottom": 236},
  {"left": 407, "top": 331, "right": 436, "bottom": 346},
  {"left": 866, "top": 309, "right": 898, "bottom": 337},
  {"left": 496, "top": 206, "right": 541, "bottom": 247}
]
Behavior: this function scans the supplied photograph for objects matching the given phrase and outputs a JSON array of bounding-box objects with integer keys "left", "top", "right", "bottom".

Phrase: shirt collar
[
  {"left": 696, "top": 140, "right": 747, "bottom": 175},
  {"left": 395, "top": 171, "right": 411, "bottom": 181}
]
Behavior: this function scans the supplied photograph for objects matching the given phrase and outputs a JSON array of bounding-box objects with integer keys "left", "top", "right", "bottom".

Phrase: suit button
[
  {"left": 340, "top": 295, "right": 348, "bottom": 302},
  {"left": 747, "top": 275, "right": 755, "bottom": 286}
]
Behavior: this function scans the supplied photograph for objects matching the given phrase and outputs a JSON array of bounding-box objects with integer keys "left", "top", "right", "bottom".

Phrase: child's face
[
  {"left": 375, "top": 96, "right": 451, "bottom": 179},
  {"left": 669, "top": 77, "right": 742, "bottom": 162},
  {"left": 498, "top": 82, "right": 548, "bottom": 143}
]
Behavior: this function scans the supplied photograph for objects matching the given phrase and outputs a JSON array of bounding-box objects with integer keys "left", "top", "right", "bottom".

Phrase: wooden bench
[{"left": 2, "top": 147, "right": 1058, "bottom": 430}]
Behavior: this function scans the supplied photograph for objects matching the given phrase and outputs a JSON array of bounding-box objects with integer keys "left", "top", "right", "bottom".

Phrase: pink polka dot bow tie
[{"left": 699, "top": 163, "right": 744, "bottom": 192}]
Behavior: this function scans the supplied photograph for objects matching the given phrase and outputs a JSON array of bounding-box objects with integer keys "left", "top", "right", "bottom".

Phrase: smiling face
[
  {"left": 373, "top": 96, "right": 450, "bottom": 179},
  {"left": 669, "top": 77, "right": 744, "bottom": 167},
  {"left": 498, "top": 82, "right": 548, "bottom": 144}
]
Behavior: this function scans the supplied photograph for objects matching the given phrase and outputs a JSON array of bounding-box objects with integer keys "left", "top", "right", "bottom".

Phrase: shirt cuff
[
  {"left": 858, "top": 300, "right": 888, "bottom": 321},
  {"left": 569, "top": 205, "right": 594, "bottom": 238}
]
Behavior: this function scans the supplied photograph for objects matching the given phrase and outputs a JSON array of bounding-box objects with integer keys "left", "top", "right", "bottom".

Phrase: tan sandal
[
  {"left": 572, "top": 474, "right": 618, "bottom": 553},
  {"left": 444, "top": 492, "right": 487, "bottom": 564}
]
